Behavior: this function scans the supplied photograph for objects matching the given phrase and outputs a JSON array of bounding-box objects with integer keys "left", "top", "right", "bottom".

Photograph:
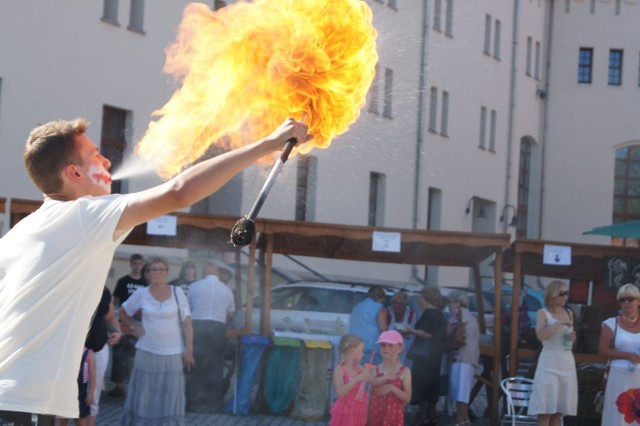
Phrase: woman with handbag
[
  {"left": 445, "top": 290, "right": 480, "bottom": 426},
  {"left": 528, "top": 280, "right": 577, "bottom": 426},
  {"left": 598, "top": 283, "right": 640, "bottom": 426},
  {"left": 118, "top": 257, "right": 195, "bottom": 425},
  {"left": 408, "top": 287, "right": 446, "bottom": 426}
]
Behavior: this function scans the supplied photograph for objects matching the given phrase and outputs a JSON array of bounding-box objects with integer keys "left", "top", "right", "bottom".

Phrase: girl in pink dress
[
  {"left": 330, "top": 334, "right": 370, "bottom": 426},
  {"left": 368, "top": 330, "right": 412, "bottom": 426}
]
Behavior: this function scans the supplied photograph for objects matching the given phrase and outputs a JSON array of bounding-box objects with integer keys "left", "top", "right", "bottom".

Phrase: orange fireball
[{"left": 137, "top": 0, "right": 378, "bottom": 178}]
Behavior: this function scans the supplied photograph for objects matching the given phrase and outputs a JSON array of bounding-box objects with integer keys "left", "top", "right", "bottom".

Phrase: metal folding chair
[{"left": 500, "top": 377, "right": 537, "bottom": 425}]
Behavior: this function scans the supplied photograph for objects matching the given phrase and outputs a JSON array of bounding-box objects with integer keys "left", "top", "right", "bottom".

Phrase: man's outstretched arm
[{"left": 116, "top": 118, "right": 309, "bottom": 233}]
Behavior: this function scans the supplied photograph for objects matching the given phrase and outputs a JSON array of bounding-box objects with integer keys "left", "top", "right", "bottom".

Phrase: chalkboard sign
[{"left": 604, "top": 256, "right": 640, "bottom": 291}]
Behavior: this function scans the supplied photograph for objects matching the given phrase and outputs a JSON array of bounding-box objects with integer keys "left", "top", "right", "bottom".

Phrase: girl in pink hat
[{"left": 368, "top": 330, "right": 412, "bottom": 426}]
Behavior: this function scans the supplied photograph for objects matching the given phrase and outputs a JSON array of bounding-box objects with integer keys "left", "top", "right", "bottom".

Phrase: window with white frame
[
  {"left": 101, "top": 105, "right": 130, "bottom": 194},
  {"left": 615, "top": 0, "right": 621, "bottom": 15},
  {"left": 590, "top": 0, "right": 596, "bottom": 13},
  {"left": 383, "top": 68, "right": 393, "bottom": 118},
  {"left": 526, "top": 36, "right": 533, "bottom": 76},
  {"left": 479, "top": 106, "right": 487, "bottom": 149},
  {"left": 102, "top": 0, "right": 118, "bottom": 24},
  {"left": 493, "top": 19, "right": 501, "bottom": 60},
  {"left": 534, "top": 41, "right": 541, "bottom": 80},
  {"left": 368, "top": 65, "right": 379, "bottom": 114},
  {"left": 434, "top": 0, "right": 442, "bottom": 32},
  {"left": 445, "top": 0, "right": 454, "bottom": 37},
  {"left": 368, "top": 172, "right": 386, "bottom": 227},
  {"left": 128, "top": 0, "right": 145, "bottom": 33},
  {"left": 609, "top": 49, "right": 623, "bottom": 86},
  {"left": 440, "top": 91, "right": 449, "bottom": 137},
  {"left": 489, "top": 109, "right": 497, "bottom": 152},
  {"left": 429, "top": 87, "right": 438, "bottom": 133},
  {"left": 564, "top": 0, "right": 570, "bottom": 13},
  {"left": 295, "top": 156, "right": 317, "bottom": 221},
  {"left": 387, "top": 0, "right": 397, "bottom": 10},
  {"left": 484, "top": 14, "right": 491, "bottom": 55},
  {"left": 613, "top": 146, "right": 640, "bottom": 223},
  {"left": 578, "top": 47, "right": 593, "bottom": 84}
]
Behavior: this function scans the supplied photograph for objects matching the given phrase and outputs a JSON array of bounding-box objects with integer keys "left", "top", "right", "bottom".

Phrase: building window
[
  {"left": 615, "top": 0, "right": 621, "bottom": 15},
  {"left": 564, "top": 0, "right": 570, "bottom": 13},
  {"left": 295, "top": 156, "right": 317, "bottom": 221},
  {"left": 434, "top": 0, "right": 442, "bottom": 32},
  {"left": 479, "top": 106, "right": 487, "bottom": 149},
  {"left": 517, "top": 139, "right": 532, "bottom": 238},
  {"left": 440, "top": 91, "right": 449, "bottom": 137},
  {"left": 613, "top": 146, "right": 640, "bottom": 223},
  {"left": 102, "top": 0, "right": 118, "bottom": 24},
  {"left": 578, "top": 47, "right": 593, "bottom": 84},
  {"left": 489, "top": 109, "right": 497, "bottom": 152},
  {"left": 638, "top": 51, "right": 640, "bottom": 87},
  {"left": 368, "top": 65, "right": 379, "bottom": 114},
  {"left": 128, "top": 0, "right": 145, "bottom": 33},
  {"left": 526, "top": 36, "right": 532, "bottom": 76},
  {"left": 590, "top": 0, "right": 596, "bottom": 13},
  {"left": 101, "top": 106, "right": 129, "bottom": 194},
  {"left": 387, "top": 0, "right": 397, "bottom": 10},
  {"left": 368, "top": 172, "right": 386, "bottom": 227},
  {"left": 213, "top": 0, "right": 227, "bottom": 10},
  {"left": 534, "top": 41, "right": 541, "bottom": 80},
  {"left": 493, "top": 20, "right": 501, "bottom": 60},
  {"left": 609, "top": 49, "right": 623, "bottom": 86},
  {"left": 483, "top": 14, "right": 491, "bottom": 55},
  {"left": 429, "top": 87, "right": 438, "bottom": 133},
  {"left": 383, "top": 68, "right": 393, "bottom": 118},
  {"left": 445, "top": 0, "right": 454, "bottom": 37}
]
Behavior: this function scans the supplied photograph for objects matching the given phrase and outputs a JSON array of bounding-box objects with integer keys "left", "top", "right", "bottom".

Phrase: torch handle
[{"left": 246, "top": 138, "right": 297, "bottom": 220}]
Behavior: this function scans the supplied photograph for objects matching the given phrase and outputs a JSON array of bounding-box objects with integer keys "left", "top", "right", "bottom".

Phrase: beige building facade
[{"left": 0, "top": 1, "right": 637, "bottom": 287}]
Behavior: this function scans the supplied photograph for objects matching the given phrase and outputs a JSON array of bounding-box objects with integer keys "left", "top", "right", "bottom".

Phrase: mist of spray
[{"left": 110, "top": 154, "right": 158, "bottom": 181}]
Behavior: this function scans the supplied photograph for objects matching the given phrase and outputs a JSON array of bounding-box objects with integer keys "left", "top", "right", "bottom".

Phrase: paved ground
[
  {"left": 0, "top": 394, "right": 489, "bottom": 425},
  {"left": 93, "top": 392, "right": 491, "bottom": 425}
]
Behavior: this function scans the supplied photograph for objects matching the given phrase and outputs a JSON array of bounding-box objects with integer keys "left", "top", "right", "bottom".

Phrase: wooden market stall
[
  {"left": 253, "top": 218, "right": 511, "bottom": 423},
  {"left": 503, "top": 238, "right": 640, "bottom": 376}
]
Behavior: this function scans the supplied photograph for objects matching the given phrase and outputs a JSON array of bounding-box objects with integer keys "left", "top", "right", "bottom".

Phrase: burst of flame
[{"left": 136, "top": 0, "right": 378, "bottom": 178}]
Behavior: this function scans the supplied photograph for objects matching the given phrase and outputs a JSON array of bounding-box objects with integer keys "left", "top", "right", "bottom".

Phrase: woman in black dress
[{"left": 408, "top": 286, "right": 446, "bottom": 426}]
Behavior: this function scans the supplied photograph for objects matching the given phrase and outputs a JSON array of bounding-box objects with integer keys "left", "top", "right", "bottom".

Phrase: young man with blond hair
[{"left": 0, "top": 117, "right": 309, "bottom": 424}]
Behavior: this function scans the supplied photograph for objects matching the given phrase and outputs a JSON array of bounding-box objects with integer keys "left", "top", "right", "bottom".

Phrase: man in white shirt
[
  {"left": 0, "top": 117, "right": 309, "bottom": 424},
  {"left": 185, "top": 261, "right": 236, "bottom": 413}
]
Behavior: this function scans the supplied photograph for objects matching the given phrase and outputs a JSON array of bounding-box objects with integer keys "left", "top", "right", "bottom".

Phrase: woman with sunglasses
[
  {"left": 528, "top": 281, "right": 578, "bottom": 426},
  {"left": 598, "top": 283, "right": 640, "bottom": 425}
]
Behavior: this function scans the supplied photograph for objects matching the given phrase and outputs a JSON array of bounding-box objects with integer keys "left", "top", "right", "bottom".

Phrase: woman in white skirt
[
  {"left": 598, "top": 283, "right": 640, "bottom": 426},
  {"left": 528, "top": 281, "right": 577, "bottom": 426},
  {"left": 119, "top": 257, "right": 194, "bottom": 426},
  {"left": 445, "top": 290, "right": 480, "bottom": 426}
]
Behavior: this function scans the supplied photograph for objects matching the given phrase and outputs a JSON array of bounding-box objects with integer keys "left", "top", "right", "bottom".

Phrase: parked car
[
  {"left": 234, "top": 281, "right": 416, "bottom": 335},
  {"left": 439, "top": 285, "right": 544, "bottom": 335}
]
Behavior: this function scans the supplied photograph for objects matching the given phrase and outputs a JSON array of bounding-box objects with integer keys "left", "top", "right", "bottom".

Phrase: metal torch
[{"left": 230, "top": 137, "right": 297, "bottom": 246}]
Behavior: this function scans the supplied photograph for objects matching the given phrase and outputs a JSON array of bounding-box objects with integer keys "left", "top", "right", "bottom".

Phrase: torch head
[{"left": 230, "top": 217, "right": 256, "bottom": 247}]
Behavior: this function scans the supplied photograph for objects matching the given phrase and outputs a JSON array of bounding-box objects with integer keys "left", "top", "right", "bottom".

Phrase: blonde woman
[
  {"left": 598, "top": 283, "right": 640, "bottom": 425},
  {"left": 528, "top": 281, "right": 577, "bottom": 426}
]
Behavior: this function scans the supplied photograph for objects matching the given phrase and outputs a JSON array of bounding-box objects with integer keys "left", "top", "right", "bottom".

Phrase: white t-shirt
[
  {"left": 187, "top": 275, "right": 235, "bottom": 322},
  {"left": 122, "top": 286, "right": 191, "bottom": 355},
  {"left": 0, "top": 195, "right": 130, "bottom": 418}
]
